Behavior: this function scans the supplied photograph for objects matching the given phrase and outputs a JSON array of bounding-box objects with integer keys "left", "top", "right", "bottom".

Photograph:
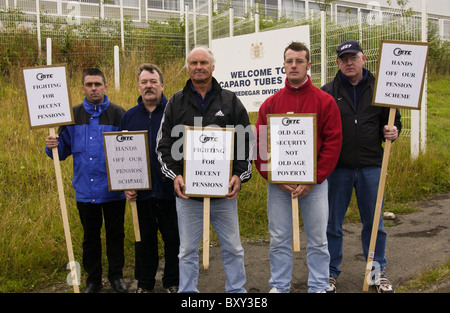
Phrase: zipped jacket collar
[
  {"left": 83, "top": 95, "right": 110, "bottom": 117},
  {"left": 284, "top": 75, "right": 312, "bottom": 93},
  {"left": 339, "top": 68, "right": 369, "bottom": 87},
  {"left": 136, "top": 93, "right": 168, "bottom": 113},
  {"left": 184, "top": 77, "right": 223, "bottom": 98}
]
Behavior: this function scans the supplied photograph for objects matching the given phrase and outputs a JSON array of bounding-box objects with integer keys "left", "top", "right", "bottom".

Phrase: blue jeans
[
  {"left": 176, "top": 197, "right": 246, "bottom": 293},
  {"left": 267, "top": 181, "right": 330, "bottom": 293},
  {"left": 327, "top": 167, "right": 387, "bottom": 279}
]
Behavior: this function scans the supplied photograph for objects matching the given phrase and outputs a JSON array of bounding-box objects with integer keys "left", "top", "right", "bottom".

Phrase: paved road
[{"left": 111, "top": 193, "right": 450, "bottom": 293}]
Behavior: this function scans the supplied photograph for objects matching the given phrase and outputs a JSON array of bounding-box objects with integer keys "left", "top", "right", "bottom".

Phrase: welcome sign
[{"left": 211, "top": 25, "right": 310, "bottom": 112}]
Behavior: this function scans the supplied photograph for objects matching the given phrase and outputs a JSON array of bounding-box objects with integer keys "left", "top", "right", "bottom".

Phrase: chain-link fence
[
  {"left": 1, "top": 2, "right": 447, "bottom": 75},
  {"left": 1, "top": 1, "right": 449, "bottom": 138},
  {"left": 186, "top": 4, "right": 435, "bottom": 137},
  {"left": 0, "top": 2, "right": 185, "bottom": 75}
]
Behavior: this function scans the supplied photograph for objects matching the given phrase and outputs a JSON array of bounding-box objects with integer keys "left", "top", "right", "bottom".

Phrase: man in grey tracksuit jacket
[{"left": 156, "top": 46, "right": 254, "bottom": 293}]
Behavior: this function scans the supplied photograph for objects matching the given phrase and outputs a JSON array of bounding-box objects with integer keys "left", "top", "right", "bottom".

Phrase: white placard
[
  {"left": 103, "top": 131, "right": 151, "bottom": 191},
  {"left": 22, "top": 65, "right": 74, "bottom": 129},
  {"left": 183, "top": 127, "right": 234, "bottom": 197},
  {"left": 211, "top": 25, "right": 310, "bottom": 112},
  {"left": 268, "top": 114, "right": 316, "bottom": 184},
  {"left": 373, "top": 40, "right": 429, "bottom": 110}
]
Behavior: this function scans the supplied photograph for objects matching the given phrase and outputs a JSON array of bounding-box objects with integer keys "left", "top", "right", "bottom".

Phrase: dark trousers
[
  {"left": 135, "top": 198, "right": 180, "bottom": 290},
  {"left": 77, "top": 200, "right": 126, "bottom": 285}
]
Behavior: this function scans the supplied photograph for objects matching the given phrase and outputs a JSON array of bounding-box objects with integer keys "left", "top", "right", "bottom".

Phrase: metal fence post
[
  {"left": 120, "top": 0, "right": 124, "bottom": 52},
  {"left": 421, "top": 0, "right": 428, "bottom": 154},
  {"left": 114, "top": 45, "right": 120, "bottom": 91},
  {"left": 46, "top": 38, "right": 52, "bottom": 65},
  {"left": 185, "top": 4, "right": 189, "bottom": 60},
  {"left": 208, "top": 0, "right": 212, "bottom": 47},
  {"left": 230, "top": 7, "right": 234, "bottom": 37},
  {"left": 36, "top": 0, "right": 41, "bottom": 57},
  {"left": 321, "top": 9, "right": 326, "bottom": 87}
]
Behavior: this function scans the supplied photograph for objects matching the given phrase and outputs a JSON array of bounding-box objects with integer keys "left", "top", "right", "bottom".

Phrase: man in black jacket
[
  {"left": 157, "top": 46, "right": 254, "bottom": 293},
  {"left": 321, "top": 41, "right": 401, "bottom": 293}
]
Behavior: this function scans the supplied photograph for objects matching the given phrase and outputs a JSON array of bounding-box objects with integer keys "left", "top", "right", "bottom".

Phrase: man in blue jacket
[
  {"left": 119, "top": 64, "right": 179, "bottom": 293},
  {"left": 45, "top": 68, "right": 127, "bottom": 293}
]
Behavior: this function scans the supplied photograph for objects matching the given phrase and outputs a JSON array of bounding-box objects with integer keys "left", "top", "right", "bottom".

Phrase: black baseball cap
[{"left": 336, "top": 40, "right": 363, "bottom": 58}]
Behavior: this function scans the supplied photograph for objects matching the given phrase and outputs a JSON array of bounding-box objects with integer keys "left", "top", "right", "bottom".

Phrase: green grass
[
  {"left": 385, "top": 77, "right": 450, "bottom": 209},
  {"left": 0, "top": 64, "right": 448, "bottom": 292},
  {"left": 397, "top": 259, "right": 450, "bottom": 293},
  {"left": 426, "top": 76, "right": 450, "bottom": 152}
]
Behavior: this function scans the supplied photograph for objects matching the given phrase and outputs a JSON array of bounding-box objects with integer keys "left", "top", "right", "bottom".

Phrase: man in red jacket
[{"left": 255, "top": 42, "right": 342, "bottom": 293}]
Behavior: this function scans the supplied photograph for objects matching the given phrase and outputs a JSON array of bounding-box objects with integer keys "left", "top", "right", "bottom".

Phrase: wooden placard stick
[
  {"left": 363, "top": 40, "right": 428, "bottom": 291},
  {"left": 129, "top": 201, "right": 141, "bottom": 242},
  {"left": 362, "top": 107, "right": 396, "bottom": 292},
  {"left": 203, "top": 197, "right": 211, "bottom": 269},
  {"left": 49, "top": 127, "right": 80, "bottom": 293},
  {"left": 286, "top": 112, "right": 300, "bottom": 252},
  {"left": 122, "top": 130, "right": 141, "bottom": 243},
  {"left": 183, "top": 126, "right": 234, "bottom": 270},
  {"left": 292, "top": 196, "right": 300, "bottom": 252},
  {"left": 103, "top": 130, "right": 152, "bottom": 243}
]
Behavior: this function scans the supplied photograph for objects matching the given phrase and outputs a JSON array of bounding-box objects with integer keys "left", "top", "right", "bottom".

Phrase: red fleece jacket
[{"left": 255, "top": 76, "right": 342, "bottom": 184}]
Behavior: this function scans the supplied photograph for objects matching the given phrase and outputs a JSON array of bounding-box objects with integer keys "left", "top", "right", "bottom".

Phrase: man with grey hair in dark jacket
[{"left": 157, "top": 46, "right": 254, "bottom": 293}]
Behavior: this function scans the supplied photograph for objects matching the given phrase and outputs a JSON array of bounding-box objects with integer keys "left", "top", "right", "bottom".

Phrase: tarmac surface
[
  {"left": 110, "top": 192, "right": 450, "bottom": 294},
  {"left": 37, "top": 193, "right": 449, "bottom": 294}
]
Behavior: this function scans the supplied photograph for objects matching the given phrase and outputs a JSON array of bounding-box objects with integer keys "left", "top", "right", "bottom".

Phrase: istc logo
[
  {"left": 199, "top": 134, "right": 218, "bottom": 143},
  {"left": 281, "top": 117, "right": 301, "bottom": 126},
  {"left": 36, "top": 73, "right": 53, "bottom": 81},
  {"left": 116, "top": 135, "right": 133, "bottom": 142},
  {"left": 340, "top": 44, "right": 352, "bottom": 50},
  {"left": 393, "top": 47, "right": 412, "bottom": 56}
]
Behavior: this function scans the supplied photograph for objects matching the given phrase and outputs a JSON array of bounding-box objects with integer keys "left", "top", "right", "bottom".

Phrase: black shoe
[
  {"left": 83, "top": 283, "right": 102, "bottom": 293},
  {"left": 111, "top": 278, "right": 128, "bottom": 293},
  {"left": 165, "top": 286, "right": 179, "bottom": 293},
  {"left": 136, "top": 287, "right": 154, "bottom": 293}
]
